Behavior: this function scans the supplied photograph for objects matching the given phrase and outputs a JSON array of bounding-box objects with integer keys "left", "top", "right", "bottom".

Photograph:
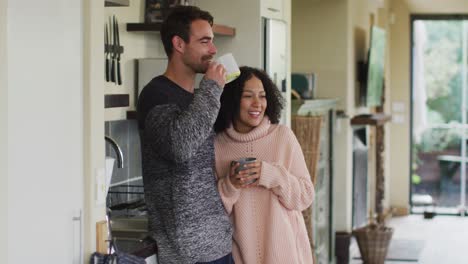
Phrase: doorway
[{"left": 410, "top": 15, "right": 468, "bottom": 215}]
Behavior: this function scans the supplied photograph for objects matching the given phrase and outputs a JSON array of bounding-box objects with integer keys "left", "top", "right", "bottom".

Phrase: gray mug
[{"left": 233, "top": 157, "right": 257, "bottom": 185}]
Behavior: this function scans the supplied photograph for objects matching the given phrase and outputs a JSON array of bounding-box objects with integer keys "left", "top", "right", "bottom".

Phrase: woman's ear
[{"left": 172, "top": 36, "right": 186, "bottom": 54}]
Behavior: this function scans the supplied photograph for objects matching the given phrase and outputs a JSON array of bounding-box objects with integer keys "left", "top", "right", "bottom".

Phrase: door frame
[{"left": 409, "top": 14, "right": 468, "bottom": 215}]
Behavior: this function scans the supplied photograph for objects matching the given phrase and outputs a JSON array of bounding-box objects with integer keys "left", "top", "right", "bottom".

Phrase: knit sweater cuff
[
  {"left": 199, "top": 78, "right": 223, "bottom": 98},
  {"left": 223, "top": 174, "right": 241, "bottom": 198},
  {"left": 258, "top": 161, "right": 284, "bottom": 188}
]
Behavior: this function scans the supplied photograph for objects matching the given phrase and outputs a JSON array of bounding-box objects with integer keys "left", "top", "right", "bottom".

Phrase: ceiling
[{"left": 405, "top": 0, "right": 468, "bottom": 14}]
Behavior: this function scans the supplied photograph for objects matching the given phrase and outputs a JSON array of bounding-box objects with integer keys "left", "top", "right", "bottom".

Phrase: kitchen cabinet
[
  {"left": 261, "top": 0, "right": 284, "bottom": 20},
  {"left": 294, "top": 99, "right": 337, "bottom": 264},
  {"left": 7, "top": 1, "right": 85, "bottom": 263},
  {"left": 105, "top": 94, "right": 130, "bottom": 108},
  {"left": 261, "top": 0, "right": 290, "bottom": 125},
  {"left": 263, "top": 18, "right": 288, "bottom": 125}
]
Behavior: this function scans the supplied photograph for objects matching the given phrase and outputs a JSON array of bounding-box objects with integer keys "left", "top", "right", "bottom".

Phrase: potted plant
[
  {"left": 352, "top": 209, "right": 393, "bottom": 264},
  {"left": 352, "top": 123, "right": 394, "bottom": 264}
]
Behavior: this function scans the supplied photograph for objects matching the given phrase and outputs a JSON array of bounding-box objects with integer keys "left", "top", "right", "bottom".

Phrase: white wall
[
  {"left": 0, "top": 0, "right": 8, "bottom": 263},
  {"left": 7, "top": 0, "right": 84, "bottom": 263},
  {"left": 292, "top": 0, "right": 349, "bottom": 101},
  {"left": 83, "top": 0, "right": 106, "bottom": 256},
  {"left": 388, "top": 0, "right": 411, "bottom": 211},
  {"left": 407, "top": 0, "right": 468, "bottom": 13},
  {"left": 292, "top": 0, "right": 393, "bottom": 231},
  {"left": 195, "top": 0, "right": 263, "bottom": 68},
  {"left": 292, "top": 0, "right": 354, "bottom": 231}
]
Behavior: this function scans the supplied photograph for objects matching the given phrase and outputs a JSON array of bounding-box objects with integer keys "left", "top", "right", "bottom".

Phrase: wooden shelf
[
  {"left": 105, "top": 94, "right": 129, "bottom": 108},
  {"left": 105, "top": 0, "right": 129, "bottom": 7},
  {"left": 350, "top": 113, "right": 391, "bottom": 126},
  {"left": 212, "top": 24, "right": 236, "bottom": 36},
  {"left": 127, "top": 23, "right": 162, "bottom": 32},
  {"left": 127, "top": 22, "right": 236, "bottom": 37}
]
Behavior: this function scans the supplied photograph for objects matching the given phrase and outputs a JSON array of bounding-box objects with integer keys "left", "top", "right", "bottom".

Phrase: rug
[{"left": 353, "top": 239, "right": 425, "bottom": 262}]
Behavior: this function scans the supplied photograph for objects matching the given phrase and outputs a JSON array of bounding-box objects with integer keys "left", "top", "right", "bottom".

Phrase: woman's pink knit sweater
[{"left": 214, "top": 118, "right": 314, "bottom": 264}]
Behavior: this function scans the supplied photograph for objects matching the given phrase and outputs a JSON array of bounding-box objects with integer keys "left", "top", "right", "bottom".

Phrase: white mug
[{"left": 216, "top": 53, "right": 241, "bottom": 84}]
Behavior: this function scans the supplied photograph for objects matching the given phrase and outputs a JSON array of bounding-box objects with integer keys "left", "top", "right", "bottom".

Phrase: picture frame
[{"left": 145, "top": 0, "right": 180, "bottom": 23}]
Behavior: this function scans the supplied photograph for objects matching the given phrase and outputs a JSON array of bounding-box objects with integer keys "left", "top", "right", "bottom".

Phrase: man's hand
[{"left": 205, "top": 62, "right": 226, "bottom": 88}]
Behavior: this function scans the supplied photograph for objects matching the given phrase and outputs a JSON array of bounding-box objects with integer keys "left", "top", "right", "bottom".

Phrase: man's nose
[{"left": 209, "top": 43, "right": 217, "bottom": 55}]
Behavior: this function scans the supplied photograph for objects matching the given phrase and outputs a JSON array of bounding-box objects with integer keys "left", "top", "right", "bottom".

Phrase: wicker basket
[
  {"left": 291, "top": 115, "right": 322, "bottom": 184},
  {"left": 291, "top": 115, "right": 323, "bottom": 258},
  {"left": 352, "top": 224, "right": 394, "bottom": 264}
]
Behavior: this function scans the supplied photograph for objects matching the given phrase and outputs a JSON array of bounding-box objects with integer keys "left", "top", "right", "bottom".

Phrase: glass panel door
[{"left": 411, "top": 18, "right": 468, "bottom": 215}]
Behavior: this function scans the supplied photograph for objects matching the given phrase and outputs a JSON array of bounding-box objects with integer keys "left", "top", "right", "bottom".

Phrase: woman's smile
[{"left": 234, "top": 76, "right": 267, "bottom": 133}]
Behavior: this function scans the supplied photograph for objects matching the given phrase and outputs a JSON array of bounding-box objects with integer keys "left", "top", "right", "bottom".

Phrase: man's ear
[{"left": 172, "top": 36, "right": 186, "bottom": 54}]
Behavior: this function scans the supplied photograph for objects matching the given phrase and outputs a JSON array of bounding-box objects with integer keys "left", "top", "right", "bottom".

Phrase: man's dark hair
[
  {"left": 160, "top": 5, "right": 213, "bottom": 57},
  {"left": 214, "top": 66, "right": 285, "bottom": 133}
]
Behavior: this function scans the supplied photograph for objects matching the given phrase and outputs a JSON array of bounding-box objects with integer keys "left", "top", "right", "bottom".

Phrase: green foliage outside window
[{"left": 414, "top": 21, "right": 467, "bottom": 153}]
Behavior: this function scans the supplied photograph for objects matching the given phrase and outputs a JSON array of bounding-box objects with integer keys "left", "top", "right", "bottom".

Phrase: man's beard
[{"left": 188, "top": 55, "right": 214, "bottom": 74}]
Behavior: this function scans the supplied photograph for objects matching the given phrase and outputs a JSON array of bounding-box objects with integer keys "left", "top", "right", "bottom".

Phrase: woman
[{"left": 214, "top": 66, "right": 314, "bottom": 264}]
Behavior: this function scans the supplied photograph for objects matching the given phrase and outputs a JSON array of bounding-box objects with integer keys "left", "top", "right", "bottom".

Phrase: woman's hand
[
  {"left": 229, "top": 160, "right": 262, "bottom": 189},
  {"left": 229, "top": 162, "right": 243, "bottom": 189}
]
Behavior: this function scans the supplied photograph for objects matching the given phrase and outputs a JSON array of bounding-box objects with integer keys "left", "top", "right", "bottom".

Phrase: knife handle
[
  {"left": 117, "top": 60, "right": 122, "bottom": 85},
  {"left": 105, "top": 58, "right": 110, "bottom": 82},
  {"left": 110, "top": 59, "right": 116, "bottom": 83}
]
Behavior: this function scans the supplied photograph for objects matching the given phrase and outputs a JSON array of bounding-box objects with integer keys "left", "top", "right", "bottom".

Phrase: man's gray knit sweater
[{"left": 137, "top": 76, "right": 233, "bottom": 264}]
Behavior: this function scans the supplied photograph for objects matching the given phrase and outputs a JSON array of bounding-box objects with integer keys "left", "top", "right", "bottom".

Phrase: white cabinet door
[
  {"left": 261, "top": 0, "right": 283, "bottom": 20},
  {"left": 7, "top": 0, "right": 84, "bottom": 263},
  {"left": 264, "top": 18, "right": 288, "bottom": 125}
]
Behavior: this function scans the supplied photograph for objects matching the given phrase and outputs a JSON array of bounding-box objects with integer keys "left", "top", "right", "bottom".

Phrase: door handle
[
  {"left": 72, "top": 209, "right": 83, "bottom": 264},
  {"left": 267, "top": 7, "right": 280, "bottom": 12}
]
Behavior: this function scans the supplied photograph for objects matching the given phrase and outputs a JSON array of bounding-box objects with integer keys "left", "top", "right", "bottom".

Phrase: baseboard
[
  {"left": 391, "top": 206, "right": 410, "bottom": 216},
  {"left": 96, "top": 220, "right": 108, "bottom": 254}
]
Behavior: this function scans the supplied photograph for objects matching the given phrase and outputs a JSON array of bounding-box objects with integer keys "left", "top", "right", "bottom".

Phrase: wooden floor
[{"left": 350, "top": 214, "right": 468, "bottom": 264}]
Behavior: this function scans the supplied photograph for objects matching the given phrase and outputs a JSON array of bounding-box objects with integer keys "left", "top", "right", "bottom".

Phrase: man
[{"left": 137, "top": 5, "right": 233, "bottom": 264}]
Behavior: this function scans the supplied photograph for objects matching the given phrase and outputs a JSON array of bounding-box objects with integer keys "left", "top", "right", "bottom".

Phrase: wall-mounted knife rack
[
  {"left": 105, "top": 45, "right": 124, "bottom": 54},
  {"left": 105, "top": 94, "right": 130, "bottom": 108},
  {"left": 106, "top": 15, "right": 124, "bottom": 85},
  {"left": 105, "top": 0, "right": 129, "bottom": 7}
]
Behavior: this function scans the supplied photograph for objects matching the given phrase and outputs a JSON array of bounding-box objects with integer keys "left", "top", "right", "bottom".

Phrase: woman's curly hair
[{"left": 214, "top": 66, "right": 284, "bottom": 133}]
